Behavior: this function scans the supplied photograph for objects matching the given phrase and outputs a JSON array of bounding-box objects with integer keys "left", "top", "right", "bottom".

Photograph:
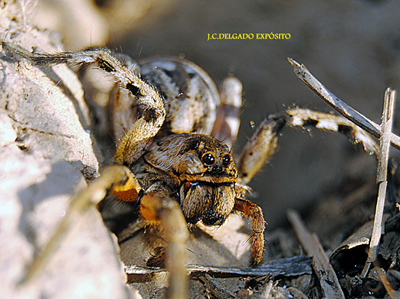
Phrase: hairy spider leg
[
  {"left": 211, "top": 76, "right": 243, "bottom": 148},
  {"left": 237, "top": 108, "right": 378, "bottom": 186},
  {"left": 1, "top": 41, "right": 166, "bottom": 165},
  {"left": 233, "top": 197, "right": 266, "bottom": 265}
]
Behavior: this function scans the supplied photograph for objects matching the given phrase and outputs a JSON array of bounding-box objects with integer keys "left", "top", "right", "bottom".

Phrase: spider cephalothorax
[{"left": 135, "top": 133, "right": 238, "bottom": 226}]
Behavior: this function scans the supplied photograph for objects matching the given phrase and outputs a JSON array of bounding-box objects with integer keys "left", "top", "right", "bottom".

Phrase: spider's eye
[
  {"left": 222, "top": 154, "right": 231, "bottom": 167},
  {"left": 201, "top": 152, "right": 216, "bottom": 166}
]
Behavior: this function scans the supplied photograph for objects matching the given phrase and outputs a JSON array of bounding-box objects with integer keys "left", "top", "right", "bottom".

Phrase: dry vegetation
[{"left": 2, "top": 0, "right": 400, "bottom": 298}]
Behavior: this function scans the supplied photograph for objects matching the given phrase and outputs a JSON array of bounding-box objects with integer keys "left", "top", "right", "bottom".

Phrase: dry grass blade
[
  {"left": 287, "top": 58, "right": 400, "bottom": 151},
  {"left": 287, "top": 209, "right": 345, "bottom": 299},
  {"left": 376, "top": 89, "right": 396, "bottom": 183},
  {"left": 124, "top": 256, "right": 313, "bottom": 277},
  {"left": 377, "top": 268, "right": 397, "bottom": 299},
  {"left": 361, "top": 88, "right": 396, "bottom": 278},
  {"left": 198, "top": 274, "right": 236, "bottom": 299}
]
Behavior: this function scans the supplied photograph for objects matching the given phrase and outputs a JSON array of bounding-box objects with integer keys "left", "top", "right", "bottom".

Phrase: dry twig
[
  {"left": 361, "top": 88, "right": 396, "bottom": 277},
  {"left": 377, "top": 267, "right": 397, "bottom": 299},
  {"left": 287, "top": 209, "right": 345, "bottom": 299},
  {"left": 198, "top": 274, "right": 236, "bottom": 299},
  {"left": 124, "top": 255, "right": 313, "bottom": 277}
]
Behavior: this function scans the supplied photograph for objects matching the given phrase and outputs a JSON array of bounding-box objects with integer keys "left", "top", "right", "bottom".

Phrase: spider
[{"left": 1, "top": 40, "right": 378, "bottom": 299}]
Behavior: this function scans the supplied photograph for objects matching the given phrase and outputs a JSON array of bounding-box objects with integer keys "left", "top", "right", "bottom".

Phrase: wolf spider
[{"left": 1, "top": 40, "right": 378, "bottom": 299}]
